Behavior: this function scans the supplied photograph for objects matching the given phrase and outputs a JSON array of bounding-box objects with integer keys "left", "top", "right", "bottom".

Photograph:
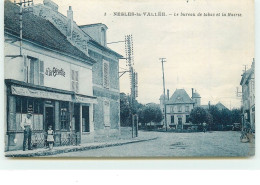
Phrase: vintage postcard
[{"left": 3, "top": 0, "right": 255, "bottom": 158}]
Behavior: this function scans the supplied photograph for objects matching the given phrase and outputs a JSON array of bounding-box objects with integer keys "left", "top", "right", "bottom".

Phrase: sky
[{"left": 33, "top": 0, "right": 254, "bottom": 109}]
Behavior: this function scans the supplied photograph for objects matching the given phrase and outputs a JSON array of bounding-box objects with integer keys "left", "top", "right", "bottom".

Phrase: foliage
[
  {"left": 138, "top": 104, "right": 163, "bottom": 124},
  {"left": 231, "top": 108, "right": 241, "bottom": 124},
  {"left": 219, "top": 109, "right": 232, "bottom": 126},
  {"left": 208, "top": 105, "right": 221, "bottom": 125},
  {"left": 190, "top": 107, "right": 207, "bottom": 124},
  {"left": 120, "top": 93, "right": 144, "bottom": 127},
  {"left": 120, "top": 93, "right": 131, "bottom": 127}
]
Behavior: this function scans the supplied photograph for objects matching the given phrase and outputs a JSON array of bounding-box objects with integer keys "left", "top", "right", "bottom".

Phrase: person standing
[
  {"left": 47, "top": 125, "right": 54, "bottom": 150},
  {"left": 21, "top": 113, "right": 33, "bottom": 151}
]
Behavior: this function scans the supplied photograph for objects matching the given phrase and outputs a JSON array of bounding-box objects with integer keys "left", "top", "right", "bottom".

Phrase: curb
[{"left": 5, "top": 137, "right": 158, "bottom": 157}]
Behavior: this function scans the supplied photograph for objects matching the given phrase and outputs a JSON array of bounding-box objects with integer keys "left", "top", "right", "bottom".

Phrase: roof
[
  {"left": 79, "top": 23, "right": 108, "bottom": 29},
  {"left": 167, "top": 89, "right": 194, "bottom": 104},
  {"left": 192, "top": 92, "right": 201, "bottom": 98},
  {"left": 200, "top": 105, "right": 209, "bottom": 109},
  {"left": 4, "top": 0, "right": 95, "bottom": 63},
  {"left": 215, "top": 102, "right": 228, "bottom": 110}
]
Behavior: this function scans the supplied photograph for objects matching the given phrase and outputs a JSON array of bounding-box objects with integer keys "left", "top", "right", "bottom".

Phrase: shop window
[
  {"left": 14, "top": 97, "right": 44, "bottom": 131},
  {"left": 25, "top": 56, "right": 44, "bottom": 85},
  {"left": 103, "top": 60, "right": 110, "bottom": 89},
  {"left": 104, "top": 100, "right": 110, "bottom": 127},
  {"left": 171, "top": 115, "right": 174, "bottom": 124},
  {"left": 21, "top": 98, "right": 27, "bottom": 114},
  {"left": 16, "top": 97, "right": 22, "bottom": 113},
  {"left": 71, "top": 70, "right": 79, "bottom": 93},
  {"left": 60, "top": 102, "right": 69, "bottom": 130}
]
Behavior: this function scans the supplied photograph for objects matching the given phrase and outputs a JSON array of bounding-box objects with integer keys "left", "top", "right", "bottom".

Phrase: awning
[
  {"left": 11, "top": 85, "right": 72, "bottom": 102},
  {"left": 74, "top": 95, "right": 97, "bottom": 104}
]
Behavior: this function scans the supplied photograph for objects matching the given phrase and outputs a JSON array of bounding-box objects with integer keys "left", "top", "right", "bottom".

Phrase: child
[{"left": 47, "top": 125, "right": 54, "bottom": 150}]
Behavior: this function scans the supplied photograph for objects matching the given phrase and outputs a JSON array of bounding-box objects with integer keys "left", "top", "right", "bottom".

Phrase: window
[
  {"left": 178, "top": 105, "right": 182, "bottom": 112},
  {"left": 71, "top": 70, "right": 79, "bottom": 93},
  {"left": 24, "top": 56, "right": 44, "bottom": 85},
  {"left": 170, "top": 106, "right": 174, "bottom": 113},
  {"left": 60, "top": 102, "right": 69, "bottom": 130},
  {"left": 15, "top": 97, "right": 44, "bottom": 131},
  {"left": 171, "top": 115, "right": 174, "bottom": 124},
  {"left": 104, "top": 100, "right": 110, "bottom": 127},
  {"left": 185, "top": 106, "right": 189, "bottom": 112},
  {"left": 186, "top": 115, "right": 190, "bottom": 123},
  {"left": 103, "top": 60, "right": 110, "bottom": 89}
]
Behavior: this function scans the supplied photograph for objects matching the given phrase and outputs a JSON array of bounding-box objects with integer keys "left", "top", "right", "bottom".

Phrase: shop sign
[
  {"left": 11, "top": 85, "right": 72, "bottom": 102},
  {"left": 74, "top": 95, "right": 97, "bottom": 104},
  {"left": 45, "top": 67, "right": 66, "bottom": 77}
]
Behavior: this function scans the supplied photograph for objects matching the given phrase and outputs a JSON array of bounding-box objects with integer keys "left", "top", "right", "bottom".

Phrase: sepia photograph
[{"left": 3, "top": 0, "right": 255, "bottom": 158}]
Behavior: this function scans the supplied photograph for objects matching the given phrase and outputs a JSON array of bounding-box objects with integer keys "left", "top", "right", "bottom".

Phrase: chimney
[
  {"left": 208, "top": 101, "right": 211, "bottom": 109},
  {"left": 167, "top": 89, "right": 169, "bottom": 100},
  {"left": 191, "top": 88, "right": 194, "bottom": 99},
  {"left": 67, "top": 6, "right": 73, "bottom": 37}
]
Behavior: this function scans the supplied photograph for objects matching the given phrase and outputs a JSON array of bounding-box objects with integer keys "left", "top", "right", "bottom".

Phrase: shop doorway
[
  {"left": 45, "top": 106, "right": 54, "bottom": 131},
  {"left": 82, "top": 106, "right": 90, "bottom": 132},
  {"left": 73, "top": 104, "right": 80, "bottom": 132}
]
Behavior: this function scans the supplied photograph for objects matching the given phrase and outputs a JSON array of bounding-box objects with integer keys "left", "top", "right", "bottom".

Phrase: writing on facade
[{"left": 45, "top": 67, "right": 66, "bottom": 77}]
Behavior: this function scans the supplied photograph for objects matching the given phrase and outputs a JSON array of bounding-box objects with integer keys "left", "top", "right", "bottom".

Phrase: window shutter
[
  {"left": 75, "top": 71, "right": 79, "bottom": 93},
  {"left": 71, "top": 70, "right": 75, "bottom": 91},
  {"left": 39, "top": 60, "right": 44, "bottom": 85},
  {"left": 103, "top": 61, "right": 109, "bottom": 89},
  {"left": 23, "top": 55, "right": 27, "bottom": 82}
]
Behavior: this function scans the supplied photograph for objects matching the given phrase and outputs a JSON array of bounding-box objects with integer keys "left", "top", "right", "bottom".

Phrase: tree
[
  {"left": 205, "top": 110, "right": 213, "bottom": 130},
  {"left": 120, "top": 93, "right": 131, "bottom": 127},
  {"left": 231, "top": 108, "right": 241, "bottom": 124},
  {"left": 208, "top": 105, "right": 221, "bottom": 125},
  {"left": 138, "top": 104, "right": 163, "bottom": 125},
  {"left": 219, "top": 109, "right": 232, "bottom": 126},
  {"left": 190, "top": 107, "right": 207, "bottom": 124}
]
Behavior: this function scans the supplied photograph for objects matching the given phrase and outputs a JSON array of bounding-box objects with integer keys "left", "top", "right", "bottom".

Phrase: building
[
  {"left": 240, "top": 59, "right": 255, "bottom": 131},
  {"left": 32, "top": 0, "right": 123, "bottom": 140},
  {"left": 4, "top": 0, "right": 97, "bottom": 151},
  {"left": 160, "top": 88, "right": 229, "bottom": 130},
  {"left": 160, "top": 89, "right": 198, "bottom": 129}
]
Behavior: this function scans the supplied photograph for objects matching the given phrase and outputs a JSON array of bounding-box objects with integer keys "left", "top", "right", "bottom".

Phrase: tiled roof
[
  {"left": 4, "top": 0, "right": 95, "bottom": 63},
  {"left": 167, "top": 89, "right": 193, "bottom": 104}
]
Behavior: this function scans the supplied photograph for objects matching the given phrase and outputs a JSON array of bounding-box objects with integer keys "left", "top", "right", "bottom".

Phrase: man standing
[{"left": 21, "top": 113, "right": 33, "bottom": 151}]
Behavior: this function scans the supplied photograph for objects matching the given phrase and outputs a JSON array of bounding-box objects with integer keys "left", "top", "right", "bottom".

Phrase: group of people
[{"left": 21, "top": 113, "right": 55, "bottom": 151}]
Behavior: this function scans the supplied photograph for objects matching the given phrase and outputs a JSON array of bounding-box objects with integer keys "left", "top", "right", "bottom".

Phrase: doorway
[
  {"left": 177, "top": 117, "right": 182, "bottom": 129},
  {"left": 45, "top": 106, "right": 54, "bottom": 131}
]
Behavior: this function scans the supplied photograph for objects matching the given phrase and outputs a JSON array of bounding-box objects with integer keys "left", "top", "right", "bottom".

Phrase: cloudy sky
[{"left": 33, "top": 0, "right": 254, "bottom": 108}]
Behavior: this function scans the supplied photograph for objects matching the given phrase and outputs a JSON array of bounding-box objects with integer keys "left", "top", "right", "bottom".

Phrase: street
[{"left": 53, "top": 131, "right": 254, "bottom": 157}]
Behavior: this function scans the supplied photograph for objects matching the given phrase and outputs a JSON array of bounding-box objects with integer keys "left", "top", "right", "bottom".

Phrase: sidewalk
[{"left": 5, "top": 136, "right": 158, "bottom": 157}]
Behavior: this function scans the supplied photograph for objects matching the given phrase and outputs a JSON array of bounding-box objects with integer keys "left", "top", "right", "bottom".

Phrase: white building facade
[{"left": 4, "top": 1, "right": 97, "bottom": 151}]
